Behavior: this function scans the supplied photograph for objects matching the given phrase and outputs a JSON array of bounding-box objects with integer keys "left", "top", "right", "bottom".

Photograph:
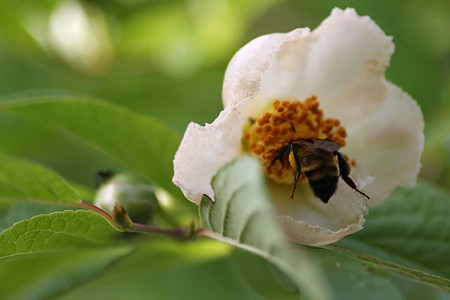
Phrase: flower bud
[{"left": 94, "top": 173, "right": 158, "bottom": 224}]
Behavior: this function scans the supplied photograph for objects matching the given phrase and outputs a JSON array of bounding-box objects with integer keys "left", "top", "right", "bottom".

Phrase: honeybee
[{"left": 270, "top": 138, "right": 369, "bottom": 203}]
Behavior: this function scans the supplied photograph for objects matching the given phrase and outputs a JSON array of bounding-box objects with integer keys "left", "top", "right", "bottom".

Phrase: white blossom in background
[
  {"left": 27, "top": 0, "right": 114, "bottom": 73},
  {"left": 173, "top": 8, "right": 424, "bottom": 245}
]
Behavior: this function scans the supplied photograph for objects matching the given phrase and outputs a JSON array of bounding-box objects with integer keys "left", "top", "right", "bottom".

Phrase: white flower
[{"left": 173, "top": 8, "right": 424, "bottom": 245}]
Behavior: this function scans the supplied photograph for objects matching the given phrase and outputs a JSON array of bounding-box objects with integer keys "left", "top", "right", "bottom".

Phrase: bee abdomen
[
  {"left": 308, "top": 176, "right": 339, "bottom": 203},
  {"left": 304, "top": 163, "right": 339, "bottom": 203}
]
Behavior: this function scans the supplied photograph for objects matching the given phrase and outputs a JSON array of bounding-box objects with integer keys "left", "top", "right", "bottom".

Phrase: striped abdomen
[{"left": 301, "top": 152, "right": 339, "bottom": 203}]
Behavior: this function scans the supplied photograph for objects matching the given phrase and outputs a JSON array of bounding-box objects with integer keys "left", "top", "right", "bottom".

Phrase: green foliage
[
  {"left": 0, "top": 210, "right": 116, "bottom": 258},
  {"left": 336, "top": 182, "right": 450, "bottom": 291},
  {"left": 0, "top": 246, "right": 132, "bottom": 300},
  {"left": 0, "top": 154, "right": 80, "bottom": 203},
  {"left": 0, "top": 0, "right": 448, "bottom": 298},
  {"left": 307, "top": 249, "right": 405, "bottom": 300},
  {"left": 0, "top": 202, "right": 70, "bottom": 232},
  {"left": 0, "top": 98, "right": 180, "bottom": 198},
  {"left": 56, "top": 241, "right": 261, "bottom": 300}
]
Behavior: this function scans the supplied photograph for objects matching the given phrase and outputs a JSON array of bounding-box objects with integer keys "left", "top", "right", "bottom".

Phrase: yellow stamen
[{"left": 243, "top": 96, "right": 347, "bottom": 184}]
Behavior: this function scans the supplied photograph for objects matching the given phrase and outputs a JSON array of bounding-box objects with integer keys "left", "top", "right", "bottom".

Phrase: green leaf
[
  {"left": 232, "top": 250, "right": 299, "bottom": 299},
  {"left": 0, "top": 98, "right": 180, "bottom": 198},
  {"left": 0, "top": 246, "right": 132, "bottom": 300},
  {"left": 305, "top": 248, "right": 405, "bottom": 300},
  {"left": 391, "top": 272, "right": 450, "bottom": 300},
  {"left": 56, "top": 240, "right": 263, "bottom": 300},
  {"left": 337, "top": 182, "right": 450, "bottom": 292},
  {"left": 233, "top": 247, "right": 406, "bottom": 300},
  {"left": 0, "top": 210, "right": 117, "bottom": 258},
  {"left": 0, "top": 154, "right": 80, "bottom": 204},
  {"left": 0, "top": 202, "right": 69, "bottom": 232},
  {"left": 199, "top": 156, "right": 329, "bottom": 300},
  {"left": 329, "top": 246, "right": 450, "bottom": 293}
]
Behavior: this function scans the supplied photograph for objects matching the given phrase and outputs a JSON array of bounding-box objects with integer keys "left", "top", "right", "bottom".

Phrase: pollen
[{"left": 243, "top": 96, "right": 347, "bottom": 184}]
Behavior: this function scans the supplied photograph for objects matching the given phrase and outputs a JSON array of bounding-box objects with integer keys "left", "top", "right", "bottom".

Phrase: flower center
[{"left": 242, "top": 96, "right": 347, "bottom": 184}]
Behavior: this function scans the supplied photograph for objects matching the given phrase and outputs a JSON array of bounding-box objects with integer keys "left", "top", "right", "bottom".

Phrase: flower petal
[
  {"left": 261, "top": 9, "right": 391, "bottom": 117},
  {"left": 222, "top": 28, "right": 310, "bottom": 108},
  {"left": 173, "top": 108, "right": 242, "bottom": 204},
  {"left": 303, "top": 8, "right": 394, "bottom": 101},
  {"left": 278, "top": 216, "right": 364, "bottom": 246},
  {"left": 345, "top": 82, "right": 425, "bottom": 206},
  {"left": 269, "top": 180, "right": 368, "bottom": 246}
]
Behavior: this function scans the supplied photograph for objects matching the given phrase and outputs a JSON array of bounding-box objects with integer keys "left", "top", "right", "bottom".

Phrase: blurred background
[{"left": 0, "top": 0, "right": 448, "bottom": 191}]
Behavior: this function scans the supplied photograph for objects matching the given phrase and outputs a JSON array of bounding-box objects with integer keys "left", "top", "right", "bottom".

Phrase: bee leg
[
  {"left": 335, "top": 152, "right": 370, "bottom": 200},
  {"left": 290, "top": 169, "right": 301, "bottom": 200},
  {"left": 269, "top": 145, "right": 290, "bottom": 169},
  {"left": 289, "top": 144, "right": 302, "bottom": 200},
  {"left": 341, "top": 174, "right": 370, "bottom": 200},
  {"left": 289, "top": 122, "right": 296, "bottom": 133}
]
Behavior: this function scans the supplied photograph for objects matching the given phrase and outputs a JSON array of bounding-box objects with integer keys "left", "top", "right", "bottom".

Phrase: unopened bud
[{"left": 94, "top": 173, "right": 158, "bottom": 224}]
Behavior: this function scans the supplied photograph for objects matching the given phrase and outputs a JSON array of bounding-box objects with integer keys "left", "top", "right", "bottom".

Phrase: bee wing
[
  {"left": 291, "top": 139, "right": 335, "bottom": 159},
  {"left": 311, "top": 138, "right": 341, "bottom": 153}
]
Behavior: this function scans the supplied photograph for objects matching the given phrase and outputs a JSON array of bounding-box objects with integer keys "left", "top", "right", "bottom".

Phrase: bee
[{"left": 270, "top": 138, "right": 369, "bottom": 203}]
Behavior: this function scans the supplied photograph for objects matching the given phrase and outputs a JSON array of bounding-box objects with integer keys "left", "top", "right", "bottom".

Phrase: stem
[
  {"left": 76, "top": 201, "right": 113, "bottom": 221},
  {"left": 77, "top": 200, "right": 195, "bottom": 239},
  {"left": 130, "top": 223, "right": 190, "bottom": 239},
  {"left": 194, "top": 228, "right": 214, "bottom": 239}
]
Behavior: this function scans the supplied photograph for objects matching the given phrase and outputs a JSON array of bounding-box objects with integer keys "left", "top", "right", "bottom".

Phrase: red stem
[
  {"left": 77, "top": 200, "right": 194, "bottom": 239},
  {"left": 130, "top": 223, "right": 189, "bottom": 238}
]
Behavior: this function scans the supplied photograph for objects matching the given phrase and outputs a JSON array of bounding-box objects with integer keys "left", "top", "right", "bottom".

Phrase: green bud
[{"left": 94, "top": 173, "right": 158, "bottom": 224}]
